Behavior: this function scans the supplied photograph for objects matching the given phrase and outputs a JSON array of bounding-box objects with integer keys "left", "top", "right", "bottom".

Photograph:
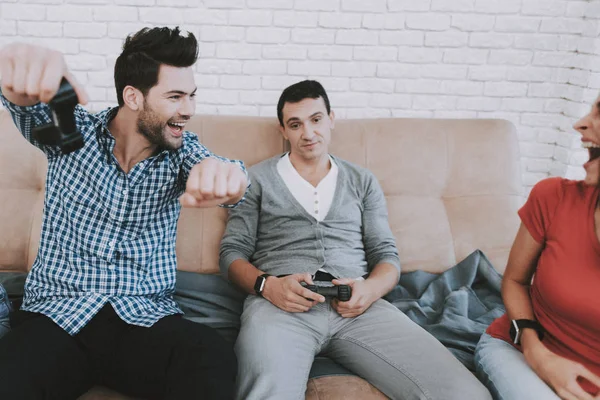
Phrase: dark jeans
[{"left": 0, "top": 304, "right": 237, "bottom": 400}]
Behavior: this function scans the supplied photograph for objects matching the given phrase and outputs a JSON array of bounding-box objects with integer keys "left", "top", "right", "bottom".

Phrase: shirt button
[
  {"left": 314, "top": 191, "right": 318, "bottom": 195},
  {"left": 108, "top": 265, "right": 115, "bottom": 270},
  {"left": 315, "top": 200, "right": 319, "bottom": 204},
  {"left": 315, "top": 210, "right": 319, "bottom": 214},
  {"left": 109, "top": 240, "right": 116, "bottom": 248},
  {"left": 122, "top": 189, "right": 128, "bottom": 195}
]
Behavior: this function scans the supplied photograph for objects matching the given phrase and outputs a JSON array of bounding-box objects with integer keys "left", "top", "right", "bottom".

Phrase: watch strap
[{"left": 510, "top": 319, "right": 544, "bottom": 345}]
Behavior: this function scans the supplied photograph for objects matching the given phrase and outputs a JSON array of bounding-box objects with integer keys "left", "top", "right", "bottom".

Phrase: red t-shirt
[{"left": 487, "top": 177, "right": 600, "bottom": 395}]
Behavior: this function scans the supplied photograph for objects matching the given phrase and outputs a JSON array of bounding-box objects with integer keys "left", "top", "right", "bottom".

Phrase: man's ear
[
  {"left": 278, "top": 124, "right": 288, "bottom": 141},
  {"left": 122, "top": 86, "right": 144, "bottom": 111},
  {"left": 329, "top": 110, "right": 336, "bottom": 130}
]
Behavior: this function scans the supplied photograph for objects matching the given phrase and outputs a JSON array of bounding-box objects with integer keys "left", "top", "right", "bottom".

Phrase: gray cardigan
[{"left": 219, "top": 154, "right": 401, "bottom": 279}]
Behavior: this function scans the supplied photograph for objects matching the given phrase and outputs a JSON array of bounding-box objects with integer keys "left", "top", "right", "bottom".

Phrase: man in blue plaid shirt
[{"left": 0, "top": 27, "right": 247, "bottom": 400}]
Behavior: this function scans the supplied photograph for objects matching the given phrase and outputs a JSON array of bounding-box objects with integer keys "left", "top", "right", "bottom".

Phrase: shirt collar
[
  {"left": 280, "top": 153, "right": 338, "bottom": 184},
  {"left": 94, "top": 106, "right": 119, "bottom": 162}
]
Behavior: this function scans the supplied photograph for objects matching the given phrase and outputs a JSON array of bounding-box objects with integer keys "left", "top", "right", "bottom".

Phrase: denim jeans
[
  {"left": 474, "top": 332, "right": 559, "bottom": 400},
  {"left": 0, "top": 283, "right": 11, "bottom": 339}
]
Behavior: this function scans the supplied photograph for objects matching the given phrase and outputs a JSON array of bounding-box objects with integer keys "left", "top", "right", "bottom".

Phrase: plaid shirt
[{"left": 1, "top": 93, "right": 246, "bottom": 335}]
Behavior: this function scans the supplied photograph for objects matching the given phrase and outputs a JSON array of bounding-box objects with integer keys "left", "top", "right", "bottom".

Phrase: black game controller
[
  {"left": 33, "top": 78, "right": 84, "bottom": 154},
  {"left": 301, "top": 282, "right": 352, "bottom": 302}
]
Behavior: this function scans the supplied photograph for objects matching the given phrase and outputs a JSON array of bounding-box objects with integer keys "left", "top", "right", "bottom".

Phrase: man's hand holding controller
[
  {"left": 260, "top": 273, "right": 354, "bottom": 314},
  {"left": 261, "top": 273, "right": 326, "bottom": 313},
  {"left": 1, "top": 44, "right": 91, "bottom": 153},
  {"left": 0, "top": 43, "right": 88, "bottom": 108},
  {"left": 300, "top": 282, "right": 352, "bottom": 302}
]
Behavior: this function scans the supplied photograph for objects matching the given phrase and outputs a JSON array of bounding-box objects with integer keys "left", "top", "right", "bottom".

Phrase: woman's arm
[
  {"left": 502, "top": 223, "right": 542, "bottom": 332},
  {"left": 503, "top": 224, "right": 600, "bottom": 399}
]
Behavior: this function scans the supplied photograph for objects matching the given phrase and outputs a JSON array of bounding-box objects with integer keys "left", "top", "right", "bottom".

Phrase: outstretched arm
[
  {"left": 0, "top": 43, "right": 90, "bottom": 156},
  {"left": 181, "top": 157, "right": 248, "bottom": 208}
]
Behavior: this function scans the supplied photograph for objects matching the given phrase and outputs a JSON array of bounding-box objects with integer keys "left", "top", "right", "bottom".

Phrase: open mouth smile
[{"left": 167, "top": 121, "right": 186, "bottom": 137}]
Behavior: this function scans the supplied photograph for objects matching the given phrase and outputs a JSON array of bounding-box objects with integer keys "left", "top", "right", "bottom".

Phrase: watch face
[
  {"left": 254, "top": 275, "right": 267, "bottom": 295},
  {"left": 510, "top": 320, "right": 520, "bottom": 344}
]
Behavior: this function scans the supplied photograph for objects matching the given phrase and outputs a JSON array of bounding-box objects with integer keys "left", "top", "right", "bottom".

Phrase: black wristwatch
[
  {"left": 253, "top": 273, "right": 271, "bottom": 297},
  {"left": 509, "top": 319, "right": 544, "bottom": 345}
]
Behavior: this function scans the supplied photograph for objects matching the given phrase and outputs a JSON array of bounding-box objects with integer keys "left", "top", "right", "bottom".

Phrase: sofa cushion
[
  {"left": 305, "top": 375, "right": 389, "bottom": 400},
  {"left": 0, "top": 113, "right": 522, "bottom": 276}
]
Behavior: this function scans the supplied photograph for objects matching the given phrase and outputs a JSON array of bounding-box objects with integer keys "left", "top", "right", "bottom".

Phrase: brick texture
[{"left": 1, "top": 0, "right": 599, "bottom": 187}]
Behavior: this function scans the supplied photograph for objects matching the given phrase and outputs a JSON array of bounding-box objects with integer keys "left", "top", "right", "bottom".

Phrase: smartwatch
[
  {"left": 253, "top": 273, "right": 271, "bottom": 297},
  {"left": 509, "top": 319, "right": 544, "bottom": 345}
]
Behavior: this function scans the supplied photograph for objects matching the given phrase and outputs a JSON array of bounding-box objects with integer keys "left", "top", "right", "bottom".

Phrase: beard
[{"left": 137, "top": 101, "right": 181, "bottom": 151}]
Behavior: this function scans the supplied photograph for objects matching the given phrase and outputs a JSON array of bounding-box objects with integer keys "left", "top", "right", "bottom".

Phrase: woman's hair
[
  {"left": 114, "top": 26, "right": 198, "bottom": 107},
  {"left": 276, "top": 80, "right": 331, "bottom": 126}
]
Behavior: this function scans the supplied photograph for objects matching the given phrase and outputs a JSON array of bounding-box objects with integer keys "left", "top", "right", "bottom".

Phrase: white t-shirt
[
  {"left": 277, "top": 153, "right": 338, "bottom": 277},
  {"left": 276, "top": 153, "right": 338, "bottom": 222}
]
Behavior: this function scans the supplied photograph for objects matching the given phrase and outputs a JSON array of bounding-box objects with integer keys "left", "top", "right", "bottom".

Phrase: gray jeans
[{"left": 235, "top": 296, "right": 491, "bottom": 400}]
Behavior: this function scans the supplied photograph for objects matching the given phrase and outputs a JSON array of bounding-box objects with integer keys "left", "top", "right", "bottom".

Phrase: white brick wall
[{"left": 1, "top": 0, "right": 599, "bottom": 190}]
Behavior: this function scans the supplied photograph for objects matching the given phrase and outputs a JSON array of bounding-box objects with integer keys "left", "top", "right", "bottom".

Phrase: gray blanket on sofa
[
  {"left": 384, "top": 250, "right": 505, "bottom": 371},
  {"left": 0, "top": 250, "right": 504, "bottom": 374}
]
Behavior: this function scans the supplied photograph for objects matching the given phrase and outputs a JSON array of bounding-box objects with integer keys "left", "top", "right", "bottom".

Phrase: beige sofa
[{"left": 0, "top": 109, "right": 523, "bottom": 399}]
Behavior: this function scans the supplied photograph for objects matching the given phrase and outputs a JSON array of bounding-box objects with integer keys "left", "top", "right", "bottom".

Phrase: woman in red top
[{"left": 474, "top": 99, "right": 600, "bottom": 400}]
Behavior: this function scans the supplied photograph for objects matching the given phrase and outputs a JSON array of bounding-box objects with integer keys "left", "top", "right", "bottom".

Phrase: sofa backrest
[{"left": 0, "top": 110, "right": 523, "bottom": 275}]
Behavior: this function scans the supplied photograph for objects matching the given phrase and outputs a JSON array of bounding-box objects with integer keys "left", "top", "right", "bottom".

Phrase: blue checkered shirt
[{"left": 1, "top": 93, "right": 246, "bottom": 335}]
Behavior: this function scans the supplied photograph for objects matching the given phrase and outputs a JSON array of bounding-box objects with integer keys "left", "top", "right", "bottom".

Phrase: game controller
[
  {"left": 301, "top": 282, "right": 352, "bottom": 302},
  {"left": 33, "top": 78, "right": 84, "bottom": 154}
]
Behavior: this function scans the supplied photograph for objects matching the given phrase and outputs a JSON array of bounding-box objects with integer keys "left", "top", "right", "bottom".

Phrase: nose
[
  {"left": 301, "top": 122, "right": 316, "bottom": 140},
  {"left": 179, "top": 95, "right": 195, "bottom": 118},
  {"left": 573, "top": 112, "right": 591, "bottom": 135}
]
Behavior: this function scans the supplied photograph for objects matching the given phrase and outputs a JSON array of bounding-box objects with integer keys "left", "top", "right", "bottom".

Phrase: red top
[{"left": 487, "top": 177, "right": 600, "bottom": 395}]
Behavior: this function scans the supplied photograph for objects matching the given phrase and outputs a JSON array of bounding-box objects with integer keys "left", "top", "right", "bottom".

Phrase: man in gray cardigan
[{"left": 219, "top": 80, "right": 491, "bottom": 400}]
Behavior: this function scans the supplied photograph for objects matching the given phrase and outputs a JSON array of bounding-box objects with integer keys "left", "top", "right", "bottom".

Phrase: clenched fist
[{"left": 180, "top": 157, "right": 248, "bottom": 208}]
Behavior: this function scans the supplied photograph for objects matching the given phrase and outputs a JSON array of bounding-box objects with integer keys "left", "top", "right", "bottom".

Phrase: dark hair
[
  {"left": 114, "top": 27, "right": 199, "bottom": 107},
  {"left": 276, "top": 80, "right": 331, "bottom": 126}
]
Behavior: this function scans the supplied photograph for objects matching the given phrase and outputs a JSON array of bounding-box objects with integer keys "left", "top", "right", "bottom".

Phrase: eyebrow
[
  {"left": 285, "top": 112, "right": 324, "bottom": 125},
  {"left": 164, "top": 87, "right": 197, "bottom": 96}
]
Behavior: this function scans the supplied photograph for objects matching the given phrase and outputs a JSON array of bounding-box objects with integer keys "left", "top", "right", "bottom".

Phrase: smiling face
[
  {"left": 136, "top": 64, "right": 197, "bottom": 150},
  {"left": 574, "top": 95, "right": 600, "bottom": 186},
  {"left": 279, "top": 96, "right": 335, "bottom": 165}
]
